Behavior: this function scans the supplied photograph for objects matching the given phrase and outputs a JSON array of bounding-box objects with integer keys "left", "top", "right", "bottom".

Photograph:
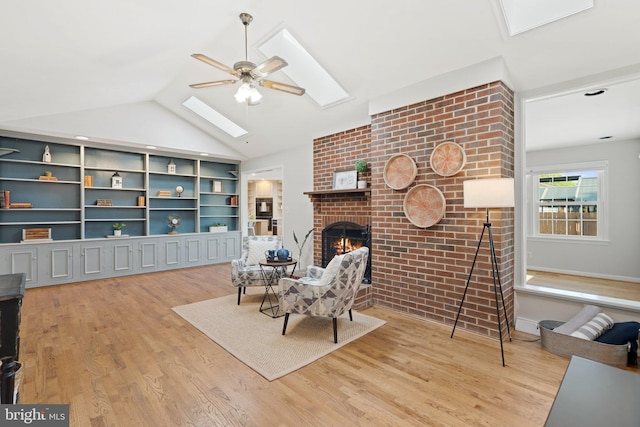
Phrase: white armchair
[
  {"left": 277, "top": 247, "right": 369, "bottom": 343},
  {"left": 231, "top": 235, "right": 282, "bottom": 305}
]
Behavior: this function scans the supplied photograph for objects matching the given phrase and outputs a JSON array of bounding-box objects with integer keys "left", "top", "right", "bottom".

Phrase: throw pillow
[
  {"left": 246, "top": 240, "right": 279, "bottom": 266},
  {"left": 570, "top": 312, "right": 614, "bottom": 340},
  {"left": 318, "top": 254, "right": 346, "bottom": 286},
  {"left": 554, "top": 305, "right": 602, "bottom": 335}
]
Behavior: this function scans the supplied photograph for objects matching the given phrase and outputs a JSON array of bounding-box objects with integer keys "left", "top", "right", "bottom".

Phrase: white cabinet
[
  {"left": 0, "top": 231, "right": 241, "bottom": 288},
  {"left": 255, "top": 181, "right": 273, "bottom": 198}
]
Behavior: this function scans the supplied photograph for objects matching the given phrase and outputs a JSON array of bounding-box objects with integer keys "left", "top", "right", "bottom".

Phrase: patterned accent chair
[
  {"left": 277, "top": 246, "right": 369, "bottom": 343},
  {"left": 231, "top": 235, "right": 282, "bottom": 305}
]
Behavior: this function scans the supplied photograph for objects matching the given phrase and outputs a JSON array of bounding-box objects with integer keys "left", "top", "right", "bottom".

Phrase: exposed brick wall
[
  {"left": 311, "top": 82, "right": 515, "bottom": 338},
  {"left": 310, "top": 125, "right": 372, "bottom": 267}
]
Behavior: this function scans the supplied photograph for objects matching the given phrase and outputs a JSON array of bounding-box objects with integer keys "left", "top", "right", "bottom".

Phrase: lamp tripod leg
[{"left": 451, "top": 225, "right": 487, "bottom": 338}]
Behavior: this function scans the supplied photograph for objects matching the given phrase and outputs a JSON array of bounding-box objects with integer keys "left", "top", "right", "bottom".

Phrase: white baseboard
[{"left": 515, "top": 317, "right": 540, "bottom": 336}]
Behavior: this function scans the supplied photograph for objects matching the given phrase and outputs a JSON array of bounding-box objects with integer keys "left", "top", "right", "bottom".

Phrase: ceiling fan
[{"left": 190, "top": 12, "right": 305, "bottom": 105}]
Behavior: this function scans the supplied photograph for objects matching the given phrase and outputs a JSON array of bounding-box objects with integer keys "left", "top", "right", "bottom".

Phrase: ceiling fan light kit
[{"left": 190, "top": 12, "right": 305, "bottom": 105}]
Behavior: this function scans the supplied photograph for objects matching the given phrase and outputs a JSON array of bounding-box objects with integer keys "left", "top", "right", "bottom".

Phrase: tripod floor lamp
[{"left": 451, "top": 177, "right": 515, "bottom": 367}]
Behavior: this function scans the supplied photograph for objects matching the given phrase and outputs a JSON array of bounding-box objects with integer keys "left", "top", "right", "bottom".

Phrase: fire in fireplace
[{"left": 322, "top": 221, "right": 371, "bottom": 283}]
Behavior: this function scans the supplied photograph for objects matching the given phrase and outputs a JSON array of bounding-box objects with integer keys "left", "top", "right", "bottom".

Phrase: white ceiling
[{"left": 1, "top": 1, "right": 640, "bottom": 159}]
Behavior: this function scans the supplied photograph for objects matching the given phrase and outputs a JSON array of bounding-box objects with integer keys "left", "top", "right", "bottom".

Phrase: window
[{"left": 529, "top": 162, "right": 607, "bottom": 240}]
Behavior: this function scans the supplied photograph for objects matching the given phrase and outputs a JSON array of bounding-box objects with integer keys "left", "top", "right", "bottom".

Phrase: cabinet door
[
  {"left": 81, "top": 244, "right": 105, "bottom": 278},
  {"left": 255, "top": 181, "right": 273, "bottom": 197},
  {"left": 185, "top": 238, "right": 201, "bottom": 265},
  {"left": 47, "top": 245, "right": 73, "bottom": 283},
  {"left": 7, "top": 248, "right": 38, "bottom": 286},
  {"left": 223, "top": 234, "right": 240, "bottom": 261},
  {"left": 203, "top": 235, "right": 221, "bottom": 262},
  {"left": 138, "top": 241, "right": 158, "bottom": 270},
  {"left": 163, "top": 239, "right": 181, "bottom": 267},
  {"left": 112, "top": 242, "right": 133, "bottom": 273}
]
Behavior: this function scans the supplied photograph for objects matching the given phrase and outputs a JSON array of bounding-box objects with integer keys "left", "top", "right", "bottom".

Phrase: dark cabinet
[{"left": 0, "top": 273, "right": 25, "bottom": 404}]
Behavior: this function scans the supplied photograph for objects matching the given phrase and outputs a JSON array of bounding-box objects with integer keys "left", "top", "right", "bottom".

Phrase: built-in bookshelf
[{"left": 0, "top": 135, "right": 240, "bottom": 244}]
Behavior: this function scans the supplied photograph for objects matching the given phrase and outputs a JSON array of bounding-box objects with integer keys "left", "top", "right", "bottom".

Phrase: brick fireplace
[{"left": 310, "top": 81, "right": 515, "bottom": 338}]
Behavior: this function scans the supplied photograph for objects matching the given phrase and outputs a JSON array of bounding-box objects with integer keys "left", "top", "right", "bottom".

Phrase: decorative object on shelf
[
  {"left": 430, "top": 141, "right": 466, "bottom": 177},
  {"left": 111, "top": 171, "right": 123, "bottom": 189},
  {"left": 175, "top": 185, "right": 184, "bottom": 197},
  {"left": 167, "top": 214, "right": 182, "bottom": 235},
  {"left": 38, "top": 171, "right": 57, "bottom": 181},
  {"left": 42, "top": 145, "right": 52, "bottom": 163},
  {"left": 0, "top": 191, "right": 4, "bottom": 209},
  {"left": 212, "top": 180, "right": 223, "bottom": 193},
  {"left": 9, "top": 202, "right": 32, "bottom": 209},
  {"left": 21, "top": 228, "right": 52, "bottom": 243},
  {"left": 137, "top": 196, "right": 145, "bottom": 207},
  {"left": 96, "top": 199, "right": 113, "bottom": 206},
  {"left": 332, "top": 169, "right": 357, "bottom": 190},
  {"left": 355, "top": 159, "right": 368, "bottom": 189},
  {"left": 84, "top": 175, "right": 94, "bottom": 187},
  {"left": 228, "top": 195, "right": 238, "bottom": 206},
  {"left": 167, "top": 159, "right": 177, "bottom": 174},
  {"left": 112, "top": 222, "right": 126, "bottom": 237},
  {"left": 451, "top": 178, "right": 515, "bottom": 367},
  {"left": 403, "top": 184, "right": 446, "bottom": 228},
  {"left": 209, "top": 223, "right": 228, "bottom": 233},
  {"left": 2, "top": 191, "right": 9, "bottom": 209},
  {"left": 383, "top": 154, "right": 417, "bottom": 190},
  {"left": 157, "top": 190, "right": 172, "bottom": 197}
]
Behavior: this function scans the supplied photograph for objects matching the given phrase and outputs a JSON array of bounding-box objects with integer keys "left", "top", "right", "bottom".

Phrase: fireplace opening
[{"left": 322, "top": 221, "right": 371, "bottom": 283}]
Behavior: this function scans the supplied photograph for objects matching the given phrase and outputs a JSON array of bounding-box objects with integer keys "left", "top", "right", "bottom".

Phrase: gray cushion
[{"left": 554, "top": 305, "right": 602, "bottom": 335}]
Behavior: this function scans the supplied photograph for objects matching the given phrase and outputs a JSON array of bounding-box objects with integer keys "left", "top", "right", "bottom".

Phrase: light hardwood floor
[
  {"left": 526, "top": 270, "right": 640, "bottom": 301},
  {"left": 21, "top": 264, "right": 571, "bottom": 427}
]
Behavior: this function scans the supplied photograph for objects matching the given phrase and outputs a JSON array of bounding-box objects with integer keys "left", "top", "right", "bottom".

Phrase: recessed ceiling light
[
  {"left": 200, "top": 153, "right": 209, "bottom": 156},
  {"left": 146, "top": 145, "right": 157, "bottom": 149},
  {"left": 74, "top": 135, "right": 89, "bottom": 141},
  {"left": 182, "top": 96, "right": 248, "bottom": 138},
  {"left": 584, "top": 89, "right": 607, "bottom": 97}
]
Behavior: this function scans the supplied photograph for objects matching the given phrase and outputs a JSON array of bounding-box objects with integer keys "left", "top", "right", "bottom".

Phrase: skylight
[
  {"left": 258, "top": 29, "right": 350, "bottom": 108},
  {"left": 499, "top": 0, "right": 593, "bottom": 36},
  {"left": 182, "top": 96, "right": 248, "bottom": 138}
]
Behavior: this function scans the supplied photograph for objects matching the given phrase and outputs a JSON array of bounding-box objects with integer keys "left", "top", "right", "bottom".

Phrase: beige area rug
[{"left": 172, "top": 290, "right": 385, "bottom": 381}]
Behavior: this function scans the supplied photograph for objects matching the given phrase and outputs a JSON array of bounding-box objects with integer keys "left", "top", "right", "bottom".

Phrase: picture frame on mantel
[{"left": 332, "top": 169, "right": 358, "bottom": 190}]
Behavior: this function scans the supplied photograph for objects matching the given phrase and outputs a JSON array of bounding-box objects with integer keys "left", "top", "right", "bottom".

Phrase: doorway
[{"left": 242, "top": 166, "right": 283, "bottom": 237}]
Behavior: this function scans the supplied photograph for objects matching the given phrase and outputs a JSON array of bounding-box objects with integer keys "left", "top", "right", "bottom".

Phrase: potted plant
[
  {"left": 113, "top": 222, "right": 126, "bottom": 236},
  {"left": 355, "top": 159, "right": 368, "bottom": 189},
  {"left": 292, "top": 228, "right": 313, "bottom": 274},
  {"left": 209, "top": 223, "right": 228, "bottom": 233}
]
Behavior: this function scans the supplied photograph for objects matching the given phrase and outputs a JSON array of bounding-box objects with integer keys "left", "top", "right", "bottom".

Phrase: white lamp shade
[{"left": 463, "top": 178, "right": 515, "bottom": 208}]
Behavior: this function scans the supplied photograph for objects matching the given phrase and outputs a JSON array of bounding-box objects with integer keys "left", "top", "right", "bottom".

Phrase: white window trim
[{"left": 527, "top": 160, "right": 609, "bottom": 241}]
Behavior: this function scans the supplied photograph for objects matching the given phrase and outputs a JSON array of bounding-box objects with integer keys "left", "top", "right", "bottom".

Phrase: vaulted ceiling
[{"left": 2, "top": 1, "right": 640, "bottom": 160}]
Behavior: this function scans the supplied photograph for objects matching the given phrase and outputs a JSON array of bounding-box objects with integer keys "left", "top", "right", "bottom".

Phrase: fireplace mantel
[{"left": 304, "top": 188, "right": 370, "bottom": 198}]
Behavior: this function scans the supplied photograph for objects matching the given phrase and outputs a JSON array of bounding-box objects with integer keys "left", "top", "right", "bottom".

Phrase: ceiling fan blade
[
  {"left": 191, "top": 54, "right": 239, "bottom": 76},
  {"left": 250, "top": 56, "right": 288, "bottom": 79},
  {"left": 189, "top": 79, "right": 237, "bottom": 89},
  {"left": 260, "top": 80, "right": 306, "bottom": 96}
]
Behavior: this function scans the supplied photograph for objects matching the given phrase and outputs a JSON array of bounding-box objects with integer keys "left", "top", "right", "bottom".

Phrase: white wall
[
  {"left": 526, "top": 138, "right": 640, "bottom": 281},
  {"left": 241, "top": 143, "right": 315, "bottom": 270}
]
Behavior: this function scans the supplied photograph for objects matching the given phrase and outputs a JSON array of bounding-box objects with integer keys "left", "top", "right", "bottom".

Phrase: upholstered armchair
[
  {"left": 231, "top": 235, "right": 282, "bottom": 305},
  {"left": 277, "top": 246, "right": 369, "bottom": 343}
]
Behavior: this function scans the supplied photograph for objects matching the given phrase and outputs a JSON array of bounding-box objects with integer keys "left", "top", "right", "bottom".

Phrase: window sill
[
  {"left": 515, "top": 283, "right": 640, "bottom": 312},
  {"left": 527, "top": 236, "right": 610, "bottom": 245}
]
